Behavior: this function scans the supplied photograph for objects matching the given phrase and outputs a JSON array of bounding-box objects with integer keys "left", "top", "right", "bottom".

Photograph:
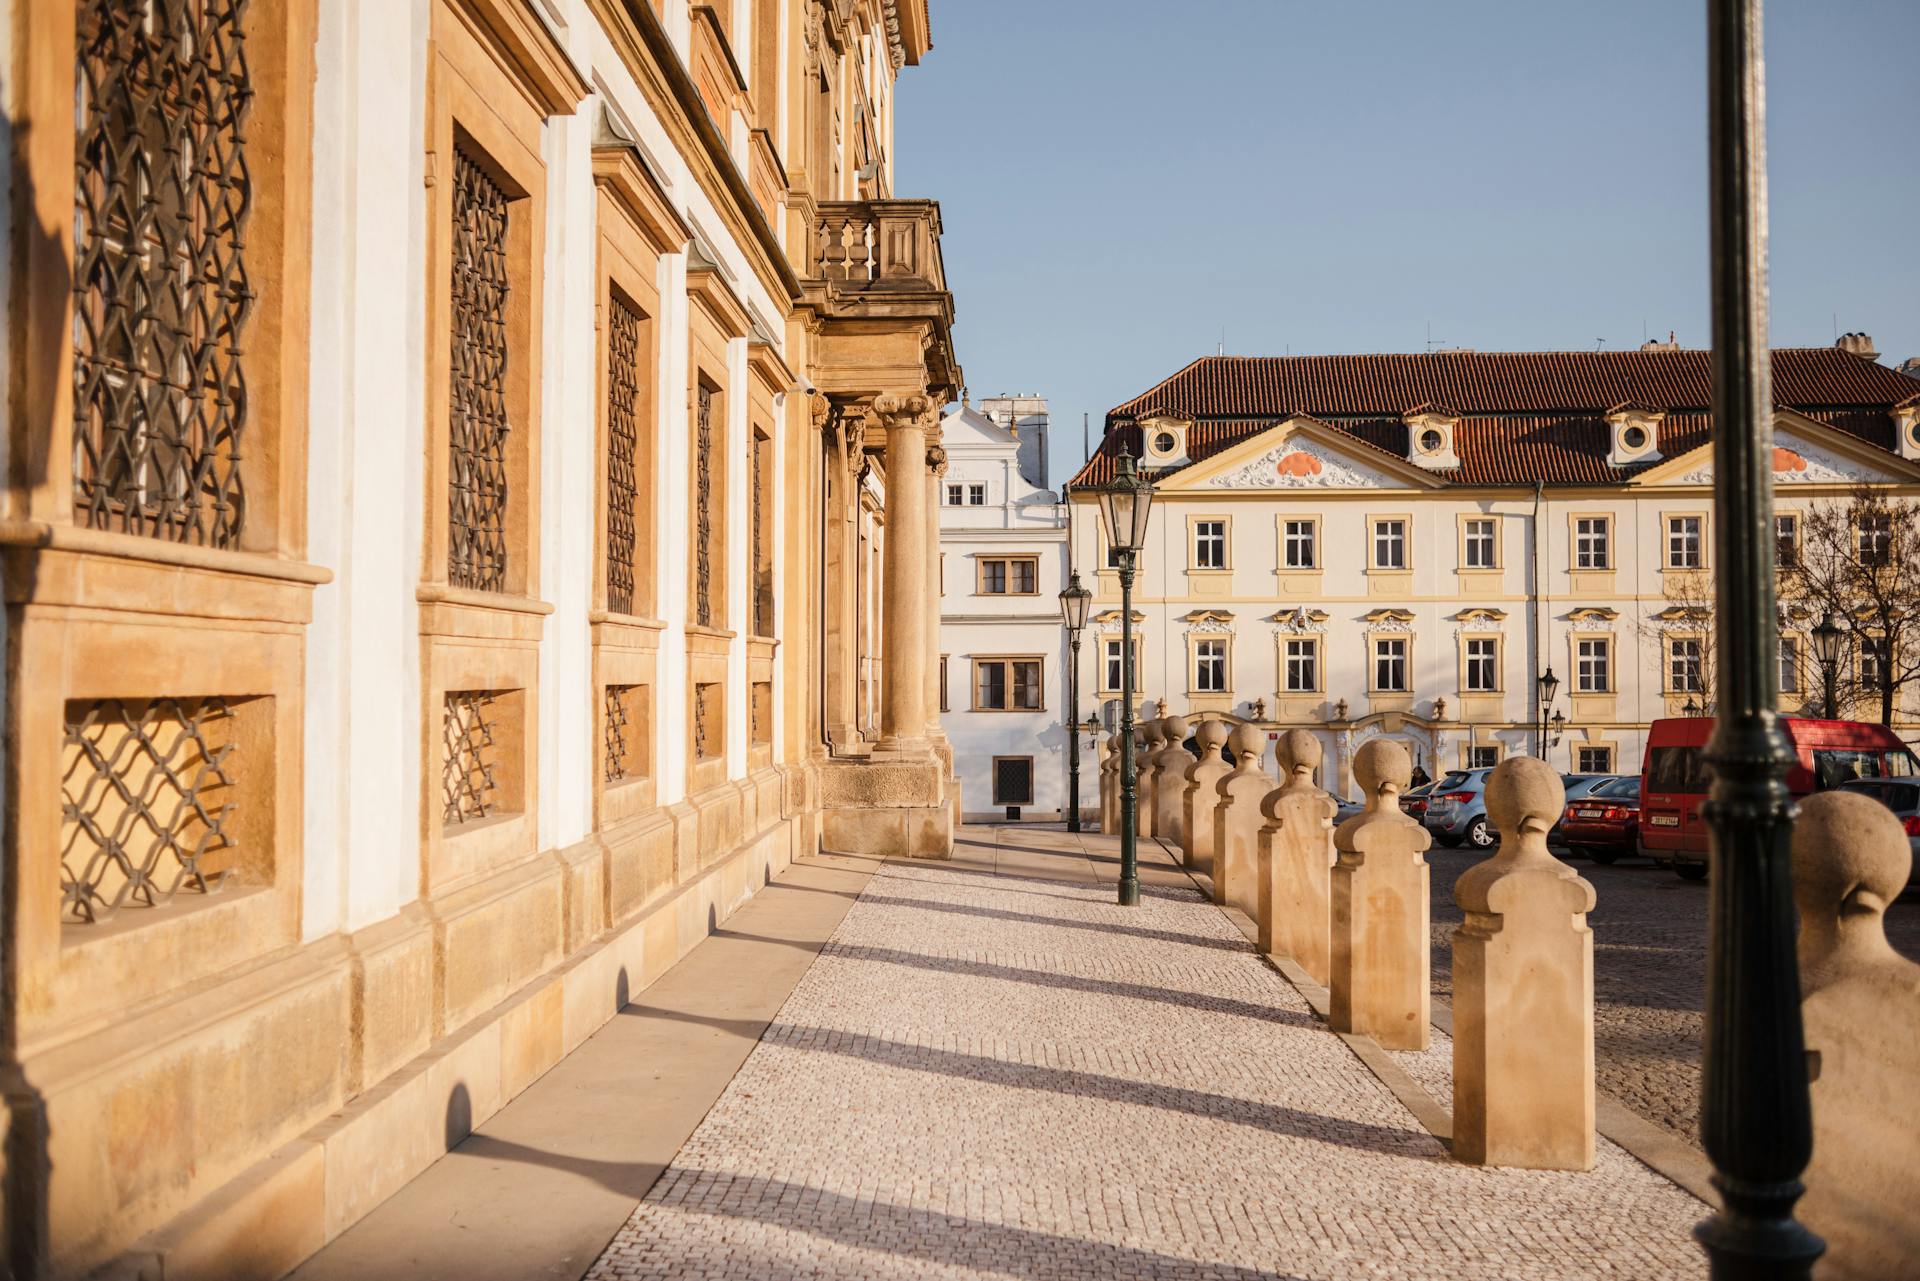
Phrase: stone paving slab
[{"left": 591, "top": 827, "right": 1705, "bottom": 1280}]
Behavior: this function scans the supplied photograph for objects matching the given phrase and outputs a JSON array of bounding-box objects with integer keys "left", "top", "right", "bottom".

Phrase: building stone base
[
  {"left": 11, "top": 766, "right": 812, "bottom": 1281},
  {"left": 818, "top": 757, "right": 955, "bottom": 859}
]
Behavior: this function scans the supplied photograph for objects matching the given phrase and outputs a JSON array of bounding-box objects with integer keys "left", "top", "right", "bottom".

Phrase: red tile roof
[{"left": 1069, "top": 347, "right": 1920, "bottom": 488}]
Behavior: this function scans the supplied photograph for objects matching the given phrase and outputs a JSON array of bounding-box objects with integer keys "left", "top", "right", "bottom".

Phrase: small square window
[
  {"left": 1468, "top": 745, "right": 1501, "bottom": 769},
  {"left": 1577, "top": 745, "right": 1613, "bottom": 773},
  {"left": 968, "top": 483, "right": 987, "bottom": 506}
]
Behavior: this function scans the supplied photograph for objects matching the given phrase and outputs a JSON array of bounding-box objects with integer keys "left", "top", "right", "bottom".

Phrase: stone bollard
[
  {"left": 1451, "top": 756, "right": 1595, "bottom": 1170},
  {"left": 1257, "top": 729, "right": 1337, "bottom": 984},
  {"left": 1181, "top": 720, "right": 1233, "bottom": 873},
  {"left": 1210, "top": 722, "right": 1271, "bottom": 916},
  {"left": 1329, "top": 739, "right": 1432, "bottom": 1050},
  {"left": 1153, "top": 716, "right": 1195, "bottom": 850},
  {"left": 1135, "top": 719, "right": 1166, "bottom": 838},
  {"left": 1791, "top": 790, "right": 1920, "bottom": 1279},
  {"left": 1099, "top": 733, "right": 1120, "bottom": 835}
]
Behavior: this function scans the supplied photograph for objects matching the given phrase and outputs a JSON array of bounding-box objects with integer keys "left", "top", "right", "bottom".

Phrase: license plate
[
  {"left": 1576, "top": 809, "right": 1602, "bottom": 819},
  {"left": 1650, "top": 815, "right": 1680, "bottom": 827}
]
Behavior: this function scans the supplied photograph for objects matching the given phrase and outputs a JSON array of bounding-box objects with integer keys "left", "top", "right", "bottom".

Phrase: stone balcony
[{"left": 803, "top": 199, "right": 961, "bottom": 404}]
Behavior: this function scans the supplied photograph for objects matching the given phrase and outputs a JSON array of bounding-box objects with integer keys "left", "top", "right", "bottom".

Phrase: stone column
[
  {"left": 1210, "top": 722, "right": 1272, "bottom": 915},
  {"left": 924, "top": 436, "right": 948, "bottom": 743},
  {"left": 1329, "top": 738, "right": 1432, "bottom": 1050},
  {"left": 875, "top": 392, "right": 931, "bottom": 755},
  {"left": 1258, "top": 729, "right": 1338, "bottom": 983},
  {"left": 820, "top": 399, "right": 862, "bottom": 751},
  {"left": 1181, "top": 719, "right": 1233, "bottom": 873},
  {"left": 1451, "top": 757, "right": 1595, "bottom": 1169},
  {"left": 1790, "top": 790, "right": 1920, "bottom": 1276}
]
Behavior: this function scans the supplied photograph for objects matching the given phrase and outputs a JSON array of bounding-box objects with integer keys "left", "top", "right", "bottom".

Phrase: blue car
[{"left": 1422, "top": 768, "right": 1497, "bottom": 849}]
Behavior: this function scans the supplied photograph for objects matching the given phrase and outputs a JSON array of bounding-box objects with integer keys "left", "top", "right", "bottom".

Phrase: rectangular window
[
  {"left": 604, "top": 684, "right": 651, "bottom": 784},
  {"left": 1576, "top": 637, "right": 1611, "bottom": 693},
  {"left": 939, "top": 655, "right": 949, "bottom": 712},
  {"left": 992, "top": 757, "right": 1035, "bottom": 805},
  {"left": 946, "top": 483, "right": 964, "bottom": 506},
  {"left": 968, "top": 483, "right": 987, "bottom": 506},
  {"left": 1574, "top": 516, "right": 1611, "bottom": 570},
  {"left": 1577, "top": 745, "right": 1613, "bottom": 774},
  {"left": 1779, "top": 635, "right": 1801, "bottom": 695},
  {"left": 1860, "top": 635, "right": 1889, "bottom": 691},
  {"left": 1468, "top": 745, "right": 1501, "bottom": 769},
  {"left": 1669, "top": 638, "right": 1705, "bottom": 692},
  {"left": 1373, "top": 637, "right": 1408, "bottom": 691},
  {"left": 1284, "top": 637, "right": 1318, "bottom": 691},
  {"left": 448, "top": 149, "right": 514, "bottom": 591},
  {"left": 1463, "top": 518, "right": 1496, "bottom": 569},
  {"left": 605, "top": 292, "right": 643, "bottom": 615},
  {"left": 1193, "top": 519, "right": 1227, "bottom": 569},
  {"left": 1372, "top": 519, "right": 1407, "bottom": 569},
  {"left": 1194, "top": 639, "right": 1228, "bottom": 692},
  {"left": 1283, "top": 519, "right": 1317, "bottom": 569},
  {"left": 693, "top": 380, "right": 720, "bottom": 627},
  {"left": 974, "top": 658, "right": 1043, "bottom": 711},
  {"left": 1858, "top": 513, "right": 1892, "bottom": 567},
  {"left": 1667, "top": 516, "right": 1703, "bottom": 569},
  {"left": 978, "top": 557, "right": 1038, "bottom": 595},
  {"left": 751, "top": 429, "right": 774, "bottom": 637},
  {"left": 1464, "top": 637, "right": 1498, "bottom": 692},
  {"left": 1105, "top": 541, "right": 1125, "bottom": 569},
  {"left": 1103, "top": 637, "right": 1139, "bottom": 691},
  {"left": 1775, "top": 513, "right": 1799, "bottom": 567}
]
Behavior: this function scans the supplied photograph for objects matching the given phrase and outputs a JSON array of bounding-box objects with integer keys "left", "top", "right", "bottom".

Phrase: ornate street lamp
[
  {"left": 1549, "top": 709, "right": 1567, "bottom": 748},
  {"left": 1684, "top": 695, "right": 1701, "bottom": 718},
  {"left": 1695, "top": 1, "right": 1823, "bottom": 1269},
  {"left": 1096, "top": 447, "right": 1155, "bottom": 907},
  {"left": 1535, "top": 667, "right": 1561, "bottom": 759},
  {"left": 1811, "top": 610, "right": 1844, "bottom": 718},
  {"left": 1058, "top": 570, "right": 1093, "bottom": 832}
]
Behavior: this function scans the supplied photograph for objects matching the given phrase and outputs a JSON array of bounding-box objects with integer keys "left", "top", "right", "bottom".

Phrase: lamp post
[
  {"left": 1535, "top": 667, "right": 1561, "bottom": 759},
  {"left": 1096, "top": 447, "right": 1155, "bottom": 907},
  {"left": 1059, "top": 570, "right": 1093, "bottom": 831},
  {"left": 1811, "top": 611, "right": 1843, "bottom": 719}
]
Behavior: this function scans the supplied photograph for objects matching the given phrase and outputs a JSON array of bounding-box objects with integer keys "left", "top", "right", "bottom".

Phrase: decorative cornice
[{"left": 1270, "top": 606, "right": 1329, "bottom": 634}]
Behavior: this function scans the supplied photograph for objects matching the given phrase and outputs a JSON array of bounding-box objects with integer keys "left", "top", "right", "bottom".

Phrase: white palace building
[{"left": 1067, "top": 340, "right": 1920, "bottom": 797}]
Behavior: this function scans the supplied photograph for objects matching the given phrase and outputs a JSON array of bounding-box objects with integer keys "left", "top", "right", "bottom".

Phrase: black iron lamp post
[
  {"left": 1535, "top": 668, "right": 1561, "bottom": 759},
  {"left": 1095, "top": 448, "right": 1155, "bottom": 907},
  {"left": 1058, "top": 571, "right": 1093, "bottom": 832},
  {"left": 1549, "top": 709, "right": 1567, "bottom": 749},
  {"left": 1811, "top": 611, "right": 1843, "bottom": 719},
  {"left": 1695, "top": 0, "right": 1823, "bottom": 1273}
]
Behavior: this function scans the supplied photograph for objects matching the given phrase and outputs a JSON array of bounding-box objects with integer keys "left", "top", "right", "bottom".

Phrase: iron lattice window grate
[
  {"left": 443, "top": 690, "right": 502, "bottom": 824},
  {"left": 448, "top": 147, "right": 511, "bottom": 592},
  {"left": 72, "top": 0, "right": 254, "bottom": 547},
  {"left": 606, "top": 293, "right": 640, "bottom": 615},
  {"left": 60, "top": 697, "right": 239, "bottom": 925},
  {"left": 694, "top": 383, "right": 715, "bottom": 628}
]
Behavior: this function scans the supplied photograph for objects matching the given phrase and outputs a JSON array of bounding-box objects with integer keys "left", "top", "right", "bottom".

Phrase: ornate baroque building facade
[
  {"left": 1069, "top": 344, "right": 1920, "bottom": 796},
  {"left": 0, "top": 0, "right": 958, "bottom": 1274}
]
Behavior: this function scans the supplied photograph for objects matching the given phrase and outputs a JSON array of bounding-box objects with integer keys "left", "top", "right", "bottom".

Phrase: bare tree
[
  {"left": 1780, "top": 488, "right": 1920, "bottom": 726},
  {"left": 1637, "top": 568, "right": 1719, "bottom": 715}
]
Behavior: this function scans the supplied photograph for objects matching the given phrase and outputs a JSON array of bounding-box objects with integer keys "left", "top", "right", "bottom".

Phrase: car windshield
[
  {"left": 1837, "top": 779, "right": 1920, "bottom": 815},
  {"left": 1592, "top": 776, "right": 1640, "bottom": 800}
]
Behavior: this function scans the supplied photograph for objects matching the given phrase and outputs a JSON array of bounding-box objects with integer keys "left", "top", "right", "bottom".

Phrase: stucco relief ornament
[
  {"left": 927, "top": 444, "right": 948, "bottom": 475},
  {"left": 1272, "top": 607, "right": 1329, "bottom": 635},
  {"left": 1674, "top": 441, "right": 1859, "bottom": 487},
  {"left": 1567, "top": 608, "right": 1619, "bottom": 632},
  {"left": 1363, "top": 610, "right": 1417, "bottom": 635},
  {"left": 1208, "top": 442, "right": 1392, "bottom": 489}
]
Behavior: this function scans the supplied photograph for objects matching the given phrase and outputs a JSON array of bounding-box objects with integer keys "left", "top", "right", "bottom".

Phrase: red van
[{"left": 1640, "top": 716, "right": 1919, "bottom": 880}]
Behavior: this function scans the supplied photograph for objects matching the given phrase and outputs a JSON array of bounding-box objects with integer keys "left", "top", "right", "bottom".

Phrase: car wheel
[
  {"left": 1466, "top": 817, "right": 1494, "bottom": 849},
  {"left": 1676, "top": 862, "right": 1708, "bottom": 882},
  {"left": 1590, "top": 848, "right": 1620, "bottom": 865}
]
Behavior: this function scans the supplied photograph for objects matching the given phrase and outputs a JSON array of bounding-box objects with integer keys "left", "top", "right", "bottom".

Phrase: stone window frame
[
  {"left": 1573, "top": 633, "right": 1614, "bottom": 694},
  {"left": 1279, "top": 515, "right": 1321, "bottom": 570},
  {"left": 1368, "top": 514, "right": 1412, "bottom": 572},
  {"left": 1663, "top": 511, "right": 1709, "bottom": 571},
  {"left": 1370, "top": 633, "right": 1412, "bottom": 693},
  {"left": 976, "top": 554, "right": 1041, "bottom": 596},
  {"left": 1098, "top": 634, "right": 1144, "bottom": 696},
  {"left": 1572, "top": 513, "right": 1614, "bottom": 570},
  {"left": 1188, "top": 514, "right": 1231, "bottom": 572},
  {"left": 1775, "top": 510, "right": 1800, "bottom": 567},
  {"left": 973, "top": 655, "right": 1046, "bottom": 712},
  {"left": 1466, "top": 743, "right": 1503, "bottom": 769},
  {"left": 991, "top": 756, "right": 1038, "bottom": 806},
  {"left": 1188, "top": 633, "right": 1232, "bottom": 695},
  {"left": 418, "top": 0, "right": 582, "bottom": 896},
  {"left": 589, "top": 132, "right": 686, "bottom": 829},
  {"left": 1667, "top": 634, "right": 1708, "bottom": 693},
  {"left": 1280, "top": 634, "right": 1322, "bottom": 694},
  {"left": 5, "top": 0, "right": 322, "bottom": 1038},
  {"left": 1459, "top": 632, "right": 1503, "bottom": 694},
  {"left": 1457, "top": 513, "right": 1502, "bottom": 572},
  {"left": 1575, "top": 744, "right": 1616, "bottom": 774}
]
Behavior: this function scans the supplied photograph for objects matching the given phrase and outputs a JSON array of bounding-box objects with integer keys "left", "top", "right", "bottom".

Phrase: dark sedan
[{"left": 1560, "top": 775, "right": 1641, "bottom": 863}]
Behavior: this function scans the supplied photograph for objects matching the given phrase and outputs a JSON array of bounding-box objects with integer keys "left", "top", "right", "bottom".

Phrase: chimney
[{"left": 1836, "top": 332, "right": 1880, "bottom": 362}]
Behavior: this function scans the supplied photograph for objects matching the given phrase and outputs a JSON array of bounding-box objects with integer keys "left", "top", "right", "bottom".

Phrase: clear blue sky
[{"left": 894, "top": 0, "right": 1920, "bottom": 486}]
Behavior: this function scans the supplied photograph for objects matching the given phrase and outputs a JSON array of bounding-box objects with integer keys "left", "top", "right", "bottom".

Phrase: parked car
[
  {"left": 1399, "top": 779, "right": 1439, "bottom": 821},
  {"left": 1834, "top": 777, "right": 1920, "bottom": 891},
  {"left": 1642, "top": 716, "right": 1920, "bottom": 881},
  {"left": 1423, "top": 769, "right": 1496, "bottom": 849},
  {"left": 1549, "top": 774, "right": 1625, "bottom": 844},
  {"left": 1559, "top": 776, "right": 1641, "bottom": 863},
  {"left": 1333, "top": 796, "right": 1365, "bottom": 826}
]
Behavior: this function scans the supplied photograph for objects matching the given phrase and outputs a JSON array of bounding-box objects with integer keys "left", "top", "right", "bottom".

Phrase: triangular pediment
[
  {"left": 1162, "top": 416, "right": 1445, "bottom": 491},
  {"left": 1631, "top": 410, "right": 1920, "bottom": 487}
]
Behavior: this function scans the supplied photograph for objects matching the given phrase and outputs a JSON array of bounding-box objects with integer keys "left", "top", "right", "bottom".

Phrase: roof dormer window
[
  {"left": 1894, "top": 396, "right": 1920, "bottom": 463},
  {"left": 1140, "top": 416, "right": 1190, "bottom": 467},
  {"left": 1402, "top": 404, "right": 1461, "bottom": 470},
  {"left": 1604, "top": 402, "right": 1665, "bottom": 468}
]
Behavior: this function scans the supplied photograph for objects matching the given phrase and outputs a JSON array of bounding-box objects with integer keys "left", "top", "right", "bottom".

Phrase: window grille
[
  {"left": 61, "top": 697, "right": 239, "bottom": 924},
  {"left": 448, "top": 148, "right": 512, "bottom": 592},
  {"left": 606, "top": 293, "right": 641, "bottom": 615},
  {"left": 695, "top": 384, "right": 716, "bottom": 627},
  {"left": 605, "top": 684, "right": 632, "bottom": 783},
  {"left": 752, "top": 432, "right": 774, "bottom": 636},
  {"left": 443, "top": 690, "right": 502, "bottom": 824},
  {"left": 1468, "top": 745, "right": 1501, "bottom": 769},
  {"left": 72, "top": 0, "right": 253, "bottom": 547},
  {"left": 992, "top": 757, "right": 1035, "bottom": 805}
]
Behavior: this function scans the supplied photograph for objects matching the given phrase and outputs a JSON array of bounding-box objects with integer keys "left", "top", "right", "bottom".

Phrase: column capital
[{"left": 872, "top": 390, "right": 932, "bottom": 427}]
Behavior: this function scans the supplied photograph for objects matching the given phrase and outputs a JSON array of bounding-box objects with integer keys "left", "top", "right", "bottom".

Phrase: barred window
[
  {"left": 443, "top": 690, "right": 504, "bottom": 824},
  {"left": 606, "top": 292, "right": 641, "bottom": 614},
  {"left": 448, "top": 148, "right": 512, "bottom": 591},
  {"left": 1577, "top": 745, "right": 1614, "bottom": 774},
  {"left": 751, "top": 429, "right": 774, "bottom": 636},
  {"left": 73, "top": 0, "right": 253, "bottom": 547},
  {"left": 694, "top": 382, "right": 717, "bottom": 627}
]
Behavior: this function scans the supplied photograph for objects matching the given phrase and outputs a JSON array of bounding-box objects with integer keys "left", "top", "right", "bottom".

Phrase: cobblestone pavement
[
  {"left": 592, "top": 828, "right": 1704, "bottom": 1281},
  {"left": 1424, "top": 842, "right": 1920, "bottom": 1146}
]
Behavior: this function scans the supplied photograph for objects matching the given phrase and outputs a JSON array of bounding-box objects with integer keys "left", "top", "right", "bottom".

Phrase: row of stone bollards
[
  {"left": 1098, "top": 715, "right": 1920, "bottom": 1269},
  {"left": 1101, "top": 715, "right": 1595, "bottom": 1170}
]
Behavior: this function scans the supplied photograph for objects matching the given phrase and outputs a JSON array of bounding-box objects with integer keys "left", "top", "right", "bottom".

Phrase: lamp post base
[{"left": 1118, "top": 877, "right": 1139, "bottom": 907}]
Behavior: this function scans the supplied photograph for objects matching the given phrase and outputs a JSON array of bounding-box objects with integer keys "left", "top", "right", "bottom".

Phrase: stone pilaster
[
  {"left": 924, "top": 433, "right": 948, "bottom": 742},
  {"left": 876, "top": 391, "right": 931, "bottom": 756}
]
